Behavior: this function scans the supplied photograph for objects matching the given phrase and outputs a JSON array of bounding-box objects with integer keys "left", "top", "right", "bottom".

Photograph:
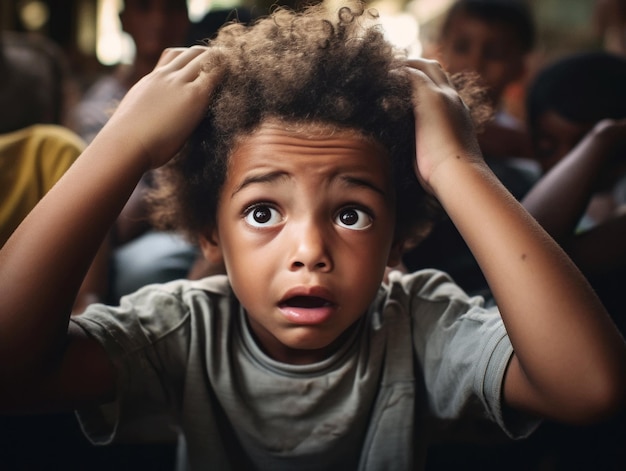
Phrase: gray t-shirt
[{"left": 71, "top": 269, "right": 538, "bottom": 470}]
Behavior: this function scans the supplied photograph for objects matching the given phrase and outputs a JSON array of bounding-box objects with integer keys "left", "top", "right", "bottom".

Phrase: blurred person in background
[
  {"left": 431, "top": 0, "right": 536, "bottom": 163},
  {"left": 523, "top": 51, "right": 626, "bottom": 327},
  {"left": 0, "top": 31, "right": 108, "bottom": 314}
]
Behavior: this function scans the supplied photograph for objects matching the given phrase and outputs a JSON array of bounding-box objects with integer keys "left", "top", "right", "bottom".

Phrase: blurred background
[
  {"left": 0, "top": 0, "right": 612, "bottom": 85},
  {"left": 1, "top": 0, "right": 619, "bottom": 132}
]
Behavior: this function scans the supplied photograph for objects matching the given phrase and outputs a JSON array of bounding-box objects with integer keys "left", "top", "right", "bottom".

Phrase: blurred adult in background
[
  {"left": 73, "top": 0, "right": 190, "bottom": 143},
  {"left": 0, "top": 31, "right": 108, "bottom": 314},
  {"left": 0, "top": 31, "right": 79, "bottom": 131},
  {"left": 72, "top": 0, "right": 202, "bottom": 303}
]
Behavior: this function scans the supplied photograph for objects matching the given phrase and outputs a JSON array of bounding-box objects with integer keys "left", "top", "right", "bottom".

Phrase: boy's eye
[
  {"left": 335, "top": 208, "right": 372, "bottom": 230},
  {"left": 244, "top": 205, "right": 282, "bottom": 227}
]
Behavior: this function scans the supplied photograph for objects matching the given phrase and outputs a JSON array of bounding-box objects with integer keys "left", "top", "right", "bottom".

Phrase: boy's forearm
[
  {"left": 0, "top": 46, "right": 224, "bottom": 381},
  {"left": 430, "top": 155, "right": 625, "bottom": 421}
]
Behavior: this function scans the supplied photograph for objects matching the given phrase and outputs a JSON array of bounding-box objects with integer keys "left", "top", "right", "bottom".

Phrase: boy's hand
[
  {"left": 97, "top": 46, "right": 225, "bottom": 170},
  {"left": 404, "top": 59, "right": 482, "bottom": 195}
]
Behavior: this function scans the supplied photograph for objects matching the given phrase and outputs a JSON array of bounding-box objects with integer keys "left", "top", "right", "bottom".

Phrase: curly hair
[{"left": 149, "top": 1, "right": 484, "bottom": 247}]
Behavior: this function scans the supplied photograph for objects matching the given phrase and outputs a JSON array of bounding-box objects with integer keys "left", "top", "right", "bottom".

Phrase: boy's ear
[
  {"left": 386, "top": 238, "right": 405, "bottom": 269},
  {"left": 198, "top": 228, "right": 222, "bottom": 265}
]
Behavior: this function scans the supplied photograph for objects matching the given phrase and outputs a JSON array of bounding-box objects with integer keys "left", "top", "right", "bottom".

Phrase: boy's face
[
  {"left": 204, "top": 121, "right": 398, "bottom": 365},
  {"left": 438, "top": 13, "right": 525, "bottom": 105}
]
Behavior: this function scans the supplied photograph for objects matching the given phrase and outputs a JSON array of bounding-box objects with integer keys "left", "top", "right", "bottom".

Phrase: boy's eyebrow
[
  {"left": 340, "top": 175, "right": 387, "bottom": 198},
  {"left": 231, "top": 172, "right": 388, "bottom": 198},
  {"left": 231, "top": 171, "right": 288, "bottom": 197}
]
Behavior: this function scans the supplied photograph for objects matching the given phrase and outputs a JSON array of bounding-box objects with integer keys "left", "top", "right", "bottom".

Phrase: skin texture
[{"left": 0, "top": 3, "right": 624, "bottom": 436}]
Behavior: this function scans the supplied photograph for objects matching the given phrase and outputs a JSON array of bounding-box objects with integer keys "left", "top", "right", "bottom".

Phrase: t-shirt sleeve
[
  {"left": 69, "top": 281, "right": 196, "bottom": 445},
  {"left": 394, "top": 270, "right": 541, "bottom": 440}
]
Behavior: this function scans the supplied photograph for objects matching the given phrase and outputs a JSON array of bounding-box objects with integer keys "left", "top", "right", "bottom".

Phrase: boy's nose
[{"left": 288, "top": 222, "right": 333, "bottom": 273}]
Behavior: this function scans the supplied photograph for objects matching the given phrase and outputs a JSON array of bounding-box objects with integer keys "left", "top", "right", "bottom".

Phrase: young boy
[{"left": 0, "top": 2, "right": 624, "bottom": 470}]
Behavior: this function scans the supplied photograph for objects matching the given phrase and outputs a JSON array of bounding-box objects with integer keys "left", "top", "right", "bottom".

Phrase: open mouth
[{"left": 282, "top": 296, "right": 332, "bottom": 309}]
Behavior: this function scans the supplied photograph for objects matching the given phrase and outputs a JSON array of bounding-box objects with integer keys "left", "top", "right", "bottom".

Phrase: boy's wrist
[
  {"left": 426, "top": 150, "right": 487, "bottom": 201},
  {"left": 90, "top": 122, "right": 155, "bottom": 176}
]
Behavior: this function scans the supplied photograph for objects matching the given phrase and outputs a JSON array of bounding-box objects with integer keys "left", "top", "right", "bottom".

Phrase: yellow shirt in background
[{"left": 0, "top": 124, "right": 85, "bottom": 246}]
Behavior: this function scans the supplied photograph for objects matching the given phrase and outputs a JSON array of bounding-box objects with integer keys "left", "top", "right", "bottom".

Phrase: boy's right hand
[
  {"left": 402, "top": 58, "right": 483, "bottom": 196},
  {"left": 97, "top": 46, "right": 225, "bottom": 170}
]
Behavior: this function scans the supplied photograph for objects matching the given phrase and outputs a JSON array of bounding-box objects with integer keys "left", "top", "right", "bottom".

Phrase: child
[
  {"left": 433, "top": 0, "right": 535, "bottom": 161},
  {"left": 523, "top": 51, "right": 626, "bottom": 329},
  {"left": 0, "top": 2, "right": 623, "bottom": 470}
]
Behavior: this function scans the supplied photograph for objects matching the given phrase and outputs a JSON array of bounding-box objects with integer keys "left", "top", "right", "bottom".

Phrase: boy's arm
[
  {"left": 0, "top": 46, "right": 224, "bottom": 411},
  {"left": 406, "top": 59, "right": 626, "bottom": 424}
]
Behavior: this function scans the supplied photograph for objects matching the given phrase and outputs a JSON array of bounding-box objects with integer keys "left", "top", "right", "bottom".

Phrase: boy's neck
[{"left": 245, "top": 313, "right": 362, "bottom": 365}]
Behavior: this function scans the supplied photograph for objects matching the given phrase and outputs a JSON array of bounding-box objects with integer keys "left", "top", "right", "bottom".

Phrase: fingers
[
  {"left": 187, "top": 46, "right": 228, "bottom": 83},
  {"left": 154, "top": 46, "right": 192, "bottom": 68},
  {"left": 404, "top": 58, "right": 452, "bottom": 88},
  {"left": 154, "top": 46, "right": 227, "bottom": 84},
  {"left": 154, "top": 45, "right": 211, "bottom": 72}
]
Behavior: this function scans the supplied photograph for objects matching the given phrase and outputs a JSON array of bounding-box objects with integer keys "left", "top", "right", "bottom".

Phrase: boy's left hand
[{"left": 403, "top": 59, "right": 482, "bottom": 195}]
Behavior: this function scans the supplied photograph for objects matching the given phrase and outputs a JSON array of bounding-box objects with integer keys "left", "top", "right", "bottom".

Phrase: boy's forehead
[
  {"left": 223, "top": 120, "right": 395, "bottom": 190},
  {"left": 229, "top": 119, "right": 391, "bottom": 163}
]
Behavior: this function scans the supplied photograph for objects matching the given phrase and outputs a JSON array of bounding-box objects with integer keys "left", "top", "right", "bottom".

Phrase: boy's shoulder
[
  {"left": 385, "top": 268, "right": 478, "bottom": 304},
  {"left": 131, "top": 274, "right": 232, "bottom": 300},
  {"left": 72, "top": 275, "right": 236, "bottom": 351},
  {"left": 187, "top": 274, "right": 231, "bottom": 296}
]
